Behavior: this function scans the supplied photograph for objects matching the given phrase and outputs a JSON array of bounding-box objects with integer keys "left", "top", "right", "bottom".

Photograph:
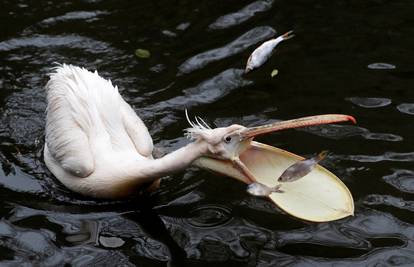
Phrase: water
[{"left": 1, "top": 0, "right": 414, "bottom": 266}]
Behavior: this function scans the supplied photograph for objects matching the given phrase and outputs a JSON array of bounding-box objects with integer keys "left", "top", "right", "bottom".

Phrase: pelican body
[{"left": 44, "top": 64, "right": 355, "bottom": 222}]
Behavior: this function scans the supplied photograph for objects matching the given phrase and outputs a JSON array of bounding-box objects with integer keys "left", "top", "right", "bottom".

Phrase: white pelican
[{"left": 44, "top": 64, "right": 355, "bottom": 221}]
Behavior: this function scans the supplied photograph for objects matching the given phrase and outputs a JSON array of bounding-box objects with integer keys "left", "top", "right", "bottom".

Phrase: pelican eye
[{"left": 224, "top": 136, "right": 232, "bottom": 143}]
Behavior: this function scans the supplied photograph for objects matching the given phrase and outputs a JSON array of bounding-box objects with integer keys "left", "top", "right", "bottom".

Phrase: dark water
[{"left": 1, "top": 0, "right": 414, "bottom": 266}]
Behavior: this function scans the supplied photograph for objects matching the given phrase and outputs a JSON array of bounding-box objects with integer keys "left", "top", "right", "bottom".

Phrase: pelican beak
[
  {"left": 239, "top": 114, "right": 356, "bottom": 140},
  {"left": 193, "top": 114, "right": 356, "bottom": 222}
]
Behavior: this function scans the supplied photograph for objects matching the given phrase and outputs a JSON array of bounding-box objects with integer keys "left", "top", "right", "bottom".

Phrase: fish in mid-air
[
  {"left": 277, "top": 150, "right": 329, "bottom": 182},
  {"left": 247, "top": 182, "right": 283, "bottom": 197},
  {"left": 245, "top": 30, "right": 295, "bottom": 73}
]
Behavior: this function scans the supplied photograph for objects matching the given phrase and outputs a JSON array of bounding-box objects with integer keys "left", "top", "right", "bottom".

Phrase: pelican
[{"left": 44, "top": 64, "right": 355, "bottom": 222}]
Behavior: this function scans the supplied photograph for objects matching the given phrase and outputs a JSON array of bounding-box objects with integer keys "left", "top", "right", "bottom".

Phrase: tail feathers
[
  {"left": 281, "top": 30, "right": 295, "bottom": 41},
  {"left": 46, "top": 64, "right": 131, "bottom": 150}
]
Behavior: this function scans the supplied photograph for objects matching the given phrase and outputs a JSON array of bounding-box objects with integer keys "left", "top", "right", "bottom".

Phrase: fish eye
[{"left": 224, "top": 136, "right": 232, "bottom": 143}]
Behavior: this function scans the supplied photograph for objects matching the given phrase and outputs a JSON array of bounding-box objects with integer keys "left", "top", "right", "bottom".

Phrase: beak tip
[{"left": 347, "top": 115, "right": 357, "bottom": 124}]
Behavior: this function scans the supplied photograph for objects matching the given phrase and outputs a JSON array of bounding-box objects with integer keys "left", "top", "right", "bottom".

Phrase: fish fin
[
  {"left": 272, "top": 184, "right": 284, "bottom": 193},
  {"left": 317, "top": 150, "right": 329, "bottom": 160},
  {"left": 281, "top": 30, "right": 295, "bottom": 41}
]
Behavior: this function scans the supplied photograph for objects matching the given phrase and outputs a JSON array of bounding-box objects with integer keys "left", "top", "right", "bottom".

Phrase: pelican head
[
  {"left": 185, "top": 112, "right": 356, "bottom": 222},
  {"left": 186, "top": 111, "right": 356, "bottom": 184},
  {"left": 184, "top": 114, "right": 248, "bottom": 160}
]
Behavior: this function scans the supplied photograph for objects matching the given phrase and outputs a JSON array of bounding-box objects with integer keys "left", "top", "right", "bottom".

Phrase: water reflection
[
  {"left": 364, "top": 194, "right": 414, "bottom": 213},
  {"left": 397, "top": 103, "right": 414, "bottom": 115},
  {"left": 302, "top": 124, "right": 403, "bottom": 142},
  {"left": 142, "top": 68, "right": 252, "bottom": 135},
  {"left": 367, "top": 63, "right": 396, "bottom": 70},
  {"left": 345, "top": 152, "right": 414, "bottom": 163},
  {"left": 0, "top": 164, "right": 44, "bottom": 193},
  {"left": 178, "top": 26, "right": 276, "bottom": 74},
  {"left": 38, "top": 10, "right": 109, "bottom": 26},
  {"left": 383, "top": 169, "right": 414, "bottom": 193},
  {"left": 1, "top": 0, "right": 414, "bottom": 265},
  {"left": 208, "top": 0, "right": 274, "bottom": 30},
  {"left": 0, "top": 35, "right": 113, "bottom": 53},
  {"left": 346, "top": 97, "right": 392, "bottom": 108},
  {"left": 4, "top": 202, "right": 188, "bottom": 266}
]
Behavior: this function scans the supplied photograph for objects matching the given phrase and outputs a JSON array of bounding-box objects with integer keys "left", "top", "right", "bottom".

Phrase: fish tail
[
  {"left": 272, "top": 184, "right": 284, "bottom": 193},
  {"left": 244, "top": 55, "right": 253, "bottom": 74},
  {"left": 317, "top": 150, "right": 329, "bottom": 161},
  {"left": 281, "top": 30, "right": 295, "bottom": 41}
]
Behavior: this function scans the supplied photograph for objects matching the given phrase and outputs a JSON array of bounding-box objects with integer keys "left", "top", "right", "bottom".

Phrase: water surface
[{"left": 1, "top": 0, "right": 414, "bottom": 266}]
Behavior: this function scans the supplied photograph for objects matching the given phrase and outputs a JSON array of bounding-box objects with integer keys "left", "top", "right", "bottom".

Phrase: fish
[
  {"left": 245, "top": 30, "right": 295, "bottom": 73},
  {"left": 247, "top": 182, "right": 283, "bottom": 197},
  {"left": 277, "top": 150, "right": 329, "bottom": 182}
]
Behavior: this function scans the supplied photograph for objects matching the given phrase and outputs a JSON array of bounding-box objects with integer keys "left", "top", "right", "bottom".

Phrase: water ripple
[
  {"left": 346, "top": 97, "right": 392, "bottom": 108},
  {"left": 277, "top": 223, "right": 370, "bottom": 250},
  {"left": 1, "top": 0, "right": 414, "bottom": 265},
  {"left": 0, "top": 34, "right": 111, "bottom": 53},
  {"left": 342, "top": 209, "right": 412, "bottom": 240},
  {"left": 39, "top": 10, "right": 109, "bottom": 25},
  {"left": 257, "top": 246, "right": 414, "bottom": 267},
  {"left": 0, "top": 89, "right": 46, "bottom": 147},
  {"left": 367, "top": 62, "right": 396, "bottom": 70},
  {"left": 362, "top": 132, "right": 403, "bottom": 142},
  {"left": 133, "top": 236, "right": 170, "bottom": 261},
  {"left": 0, "top": 217, "right": 134, "bottom": 266},
  {"left": 142, "top": 68, "right": 252, "bottom": 134},
  {"left": 208, "top": 0, "right": 274, "bottom": 30},
  {"left": 178, "top": 26, "right": 276, "bottom": 74},
  {"left": 303, "top": 124, "right": 402, "bottom": 142},
  {"left": 181, "top": 68, "right": 251, "bottom": 104},
  {"left": 165, "top": 216, "right": 272, "bottom": 261},
  {"left": 185, "top": 205, "right": 233, "bottom": 228},
  {"left": 383, "top": 169, "right": 414, "bottom": 193},
  {"left": 397, "top": 103, "right": 414, "bottom": 115},
  {"left": 0, "top": 164, "right": 44, "bottom": 194},
  {"left": 346, "top": 152, "right": 414, "bottom": 163},
  {"left": 364, "top": 194, "right": 414, "bottom": 212},
  {"left": 4, "top": 205, "right": 169, "bottom": 264}
]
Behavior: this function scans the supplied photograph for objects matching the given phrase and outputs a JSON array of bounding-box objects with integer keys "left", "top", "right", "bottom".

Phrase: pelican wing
[
  {"left": 45, "top": 65, "right": 97, "bottom": 177},
  {"left": 45, "top": 64, "right": 156, "bottom": 178},
  {"left": 120, "top": 100, "right": 153, "bottom": 158}
]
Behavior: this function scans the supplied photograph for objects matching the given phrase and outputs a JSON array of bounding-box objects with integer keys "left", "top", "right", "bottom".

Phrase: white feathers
[
  {"left": 184, "top": 109, "right": 212, "bottom": 140},
  {"left": 45, "top": 64, "right": 152, "bottom": 178}
]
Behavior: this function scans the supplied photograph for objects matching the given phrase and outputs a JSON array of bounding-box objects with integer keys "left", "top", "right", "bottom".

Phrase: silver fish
[
  {"left": 245, "top": 30, "right": 294, "bottom": 73},
  {"left": 277, "top": 150, "right": 329, "bottom": 182},
  {"left": 247, "top": 182, "right": 283, "bottom": 197}
]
